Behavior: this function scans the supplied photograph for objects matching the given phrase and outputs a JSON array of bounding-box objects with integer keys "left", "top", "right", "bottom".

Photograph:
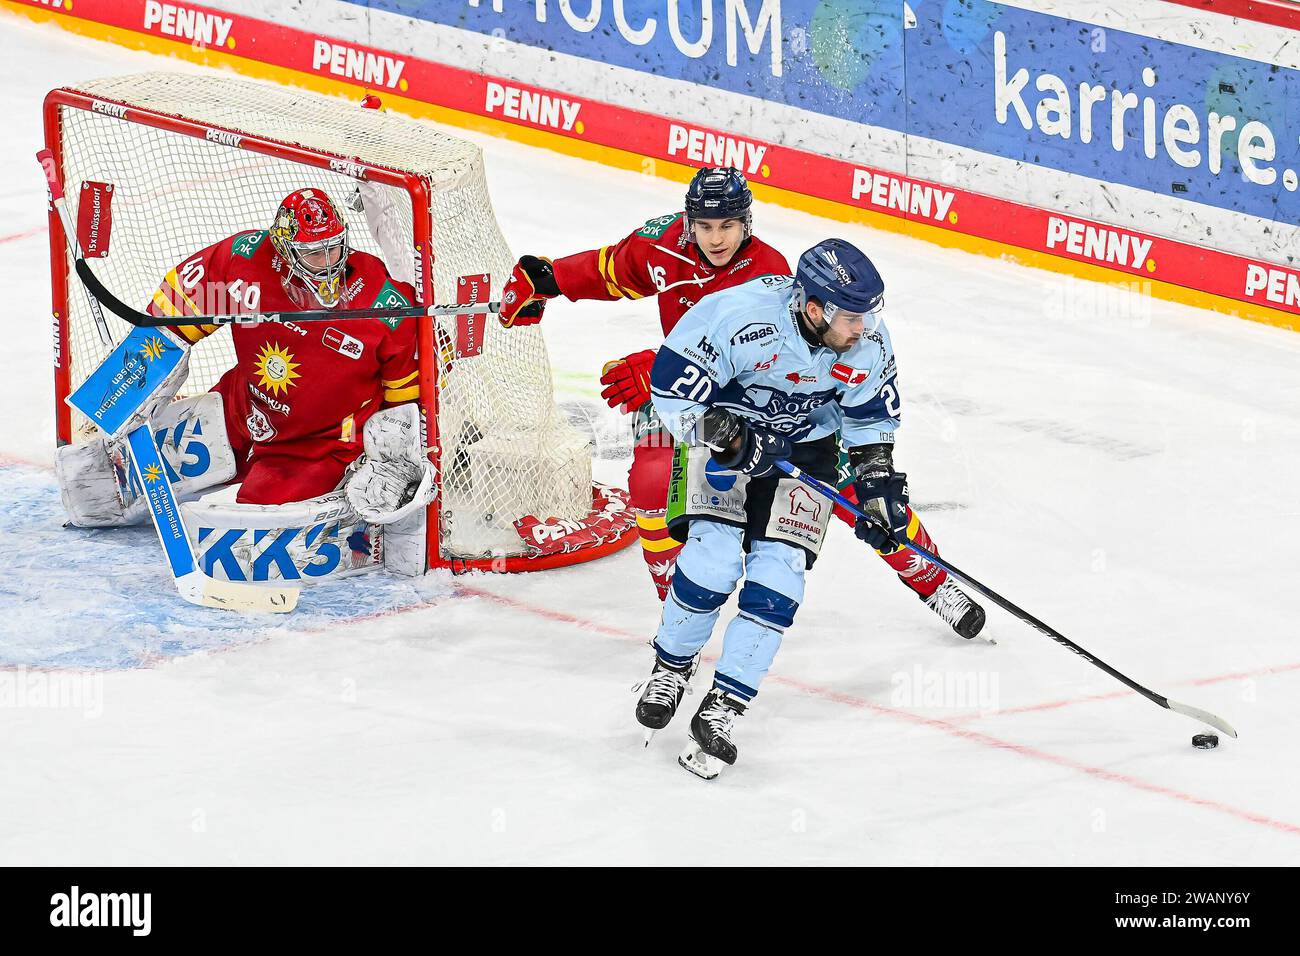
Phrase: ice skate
[
  {"left": 632, "top": 652, "right": 698, "bottom": 745},
  {"left": 678, "top": 687, "right": 747, "bottom": 780},
  {"left": 924, "top": 579, "right": 989, "bottom": 641}
]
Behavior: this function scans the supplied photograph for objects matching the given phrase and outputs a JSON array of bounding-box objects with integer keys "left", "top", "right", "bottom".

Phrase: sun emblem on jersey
[
  {"left": 140, "top": 336, "right": 168, "bottom": 361},
  {"left": 142, "top": 463, "right": 164, "bottom": 485},
  {"left": 254, "top": 343, "right": 302, "bottom": 396}
]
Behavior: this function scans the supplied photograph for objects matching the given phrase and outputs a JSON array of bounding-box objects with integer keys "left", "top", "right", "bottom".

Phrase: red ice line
[
  {"left": 5, "top": 458, "right": 1297, "bottom": 835},
  {"left": 456, "top": 584, "right": 1300, "bottom": 839},
  {"left": 0, "top": 226, "right": 46, "bottom": 246}
]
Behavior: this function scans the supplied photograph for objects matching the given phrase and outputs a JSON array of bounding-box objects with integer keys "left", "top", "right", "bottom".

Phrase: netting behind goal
[{"left": 45, "top": 72, "right": 595, "bottom": 567}]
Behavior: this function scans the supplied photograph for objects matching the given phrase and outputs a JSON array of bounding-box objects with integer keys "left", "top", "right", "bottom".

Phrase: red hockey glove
[
  {"left": 599, "top": 349, "right": 657, "bottom": 412},
  {"left": 499, "top": 255, "right": 559, "bottom": 328}
]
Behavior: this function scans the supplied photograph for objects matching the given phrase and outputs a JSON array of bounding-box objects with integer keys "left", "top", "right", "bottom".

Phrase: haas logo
[{"left": 788, "top": 486, "right": 822, "bottom": 521}]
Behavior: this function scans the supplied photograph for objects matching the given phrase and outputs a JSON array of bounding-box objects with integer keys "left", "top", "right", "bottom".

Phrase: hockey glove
[
  {"left": 344, "top": 405, "right": 438, "bottom": 524},
  {"left": 698, "top": 406, "right": 791, "bottom": 479},
  {"left": 346, "top": 456, "right": 436, "bottom": 525},
  {"left": 850, "top": 444, "right": 910, "bottom": 551},
  {"left": 599, "top": 349, "right": 657, "bottom": 412},
  {"left": 499, "top": 255, "right": 560, "bottom": 328}
]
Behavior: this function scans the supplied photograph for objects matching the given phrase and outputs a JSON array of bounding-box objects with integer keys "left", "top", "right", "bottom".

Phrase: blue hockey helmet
[
  {"left": 793, "top": 239, "right": 885, "bottom": 351},
  {"left": 793, "top": 239, "right": 885, "bottom": 316},
  {"left": 684, "top": 166, "right": 753, "bottom": 237}
]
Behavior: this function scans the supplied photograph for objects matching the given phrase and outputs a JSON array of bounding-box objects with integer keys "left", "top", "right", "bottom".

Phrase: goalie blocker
[{"left": 58, "top": 403, "right": 435, "bottom": 583}]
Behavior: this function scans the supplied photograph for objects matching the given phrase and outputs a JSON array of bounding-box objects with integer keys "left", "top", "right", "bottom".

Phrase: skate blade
[
  {"left": 643, "top": 727, "right": 657, "bottom": 748},
  {"left": 678, "top": 741, "right": 722, "bottom": 780}
]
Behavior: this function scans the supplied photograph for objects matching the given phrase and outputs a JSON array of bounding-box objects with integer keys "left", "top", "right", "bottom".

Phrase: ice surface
[{"left": 1, "top": 12, "right": 1297, "bottom": 865}]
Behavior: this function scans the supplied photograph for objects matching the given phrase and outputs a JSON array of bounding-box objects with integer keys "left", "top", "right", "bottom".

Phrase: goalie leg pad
[
  {"left": 186, "top": 490, "right": 383, "bottom": 584},
  {"left": 57, "top": 393, "right": 236, "bottom": 527}
]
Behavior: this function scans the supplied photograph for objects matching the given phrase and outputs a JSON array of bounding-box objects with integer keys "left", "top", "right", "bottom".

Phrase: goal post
[{"left": 43, "top": 72, "right": 635, "bottom": 574}]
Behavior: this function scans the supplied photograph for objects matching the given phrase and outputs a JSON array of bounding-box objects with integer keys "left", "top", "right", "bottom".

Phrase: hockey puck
[{"left": 1191, "top": 733, "right": 1220, "bottom": 750}]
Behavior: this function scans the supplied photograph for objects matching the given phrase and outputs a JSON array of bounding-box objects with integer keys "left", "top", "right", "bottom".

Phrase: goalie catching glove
[
  {"left": 698, "top": 406, "right": 791, "bottom": 479},
  {"left": 344, "top": 404, "right": 438, "bottom": 524},
  {"left": 498, "top": 255, "right": 559, "bottom": 328}
]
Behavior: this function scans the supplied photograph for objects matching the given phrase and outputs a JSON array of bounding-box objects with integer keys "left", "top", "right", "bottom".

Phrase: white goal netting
[{"left": 51, "top": 72, "right": 592, "bottom": 562}]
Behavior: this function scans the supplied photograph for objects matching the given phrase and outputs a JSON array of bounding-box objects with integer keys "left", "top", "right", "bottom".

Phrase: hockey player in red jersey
[
  {"left": 152, "top": 188, "right": 421, "bottom": 505},
  {"left": 498, "top": 168, "right": 985, "bottom": 640},
  {"left": 498, "top": 167, "right": 789, "bottom": 600}
]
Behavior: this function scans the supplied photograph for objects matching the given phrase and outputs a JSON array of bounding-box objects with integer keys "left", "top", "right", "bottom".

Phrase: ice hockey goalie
[{"left": 56, "top": 187, "right": 436, "bottom": 581}]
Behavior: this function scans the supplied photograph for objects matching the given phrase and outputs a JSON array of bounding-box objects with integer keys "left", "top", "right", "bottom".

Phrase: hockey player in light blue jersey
[{"left": 635, "top": 238, "right": 977, "bottom": 778}]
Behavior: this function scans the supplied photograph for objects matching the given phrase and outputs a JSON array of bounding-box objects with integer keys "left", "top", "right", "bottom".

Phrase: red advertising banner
[
  {"left": 75, "top": 180, "right": 113, "bottom": 258},
  {"left": 12, "top": 0, "right": 1299, "bottom": 328}
]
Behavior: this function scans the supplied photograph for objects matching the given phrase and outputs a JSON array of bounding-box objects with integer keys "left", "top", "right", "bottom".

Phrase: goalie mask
[{"left": 269, "top": 189, "right": 350, "bottom": 307}]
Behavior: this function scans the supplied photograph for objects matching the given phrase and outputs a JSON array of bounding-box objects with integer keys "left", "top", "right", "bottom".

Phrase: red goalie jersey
[
  {"left": 147, "top": 228, "right": 419, "bottom": 505},
  {"left": 550, "top": 212, "right": 790, "bottom": 336}
]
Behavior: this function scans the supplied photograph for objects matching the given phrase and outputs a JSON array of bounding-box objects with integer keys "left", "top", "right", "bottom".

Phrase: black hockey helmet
[{"left": 684, "top": 166, "right": 753, "bottom": 238}]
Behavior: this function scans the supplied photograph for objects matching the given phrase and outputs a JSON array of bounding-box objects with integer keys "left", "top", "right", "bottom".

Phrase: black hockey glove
[
  {"left": 849, "top": 444, "right": 910, "bottom": 551},
  {"left": 698, "top": 407, "right": 791, "bottom": 479}
]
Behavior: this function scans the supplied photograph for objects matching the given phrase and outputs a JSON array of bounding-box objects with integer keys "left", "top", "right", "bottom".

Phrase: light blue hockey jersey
[{"left": 649, "top": 274, "right": 900, "bottom": 447}]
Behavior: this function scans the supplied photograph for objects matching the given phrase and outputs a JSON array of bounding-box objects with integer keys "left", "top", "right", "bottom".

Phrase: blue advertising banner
[
  {"left": 351, "top": 0, "right": 1300, "bottom": 224},
  {"left": 905, "top": 1, "right": 1300, "bottom": 224},
  {"left": 66, "top": 326, "right": 186, "bottom": 437},
  {"left": 355, "top": 0, "right": 908, "bottom": 131}
]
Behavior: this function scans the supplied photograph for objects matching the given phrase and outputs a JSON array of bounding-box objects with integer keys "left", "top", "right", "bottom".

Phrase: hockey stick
[
  {"left": 72, "top": 255, "right": 499, "bottom": 329},
  {"left": 774, "top": 459, "right": 1238, "bottom": 739},
  {"left": 38, "top": 149, "right": 114, "bottom": 347},
  {"left": 40, "top": 153, "right": 299, "bottom": 613},
  {"left": 37, "top": 149, "right": 500, "bottom": 330},
  {"left": 124, "top": 426, "right": 299, "bottom": 614}
]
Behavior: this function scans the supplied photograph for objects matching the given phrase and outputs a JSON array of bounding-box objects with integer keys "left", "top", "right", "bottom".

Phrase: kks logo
[
  {"left": 126, "top": 416, "right": 215, "bottom": 495},
  {"left": 199, "top": 521, "right": 355, "bottom": 581}
]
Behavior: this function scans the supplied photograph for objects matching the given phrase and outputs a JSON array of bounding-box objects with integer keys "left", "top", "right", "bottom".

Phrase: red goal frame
[{"left": 42, "top": 87, "right": 634, "bottom": 574}]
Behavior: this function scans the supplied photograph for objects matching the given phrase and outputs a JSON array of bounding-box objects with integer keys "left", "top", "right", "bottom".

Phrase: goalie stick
[
  {"left": 124, "top": 426, "right": 299, "bottom": 614},
  {"left": 72, "top": 251, "right": 500, "bottom": 329},
  {"left": 39, "top": 150, "right": 299, "bottom": 614},
  {"left": 37, "top": 149, "right": 114, "bottom": 348},
  {"left": 775, "top": 459, "right": 1238, "bottom": 740},
  {"left": 38, "top": 148, "right": 501, "bottom": 331}
]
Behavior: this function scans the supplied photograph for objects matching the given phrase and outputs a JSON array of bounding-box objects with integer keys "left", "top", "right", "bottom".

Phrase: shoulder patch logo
[
  {"left": 830, "top": 363, "right": 869, "bottom": 386},
  {"left": 230, "top": 230, "right": 267, "bottom": 259},
  {"left": 323, "top": 327, "right": 365, "bottom": 360},
  {"left": 636, "top": 212, "right": 682, "bottom": 239},
  {"left": 373, "top": 280, "right": 412, "bottom": 328}
]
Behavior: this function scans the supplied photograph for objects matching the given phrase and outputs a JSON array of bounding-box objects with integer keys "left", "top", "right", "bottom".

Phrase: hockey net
[{"left": 44, "top": 72, "right": 633, "bottom": 571}]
